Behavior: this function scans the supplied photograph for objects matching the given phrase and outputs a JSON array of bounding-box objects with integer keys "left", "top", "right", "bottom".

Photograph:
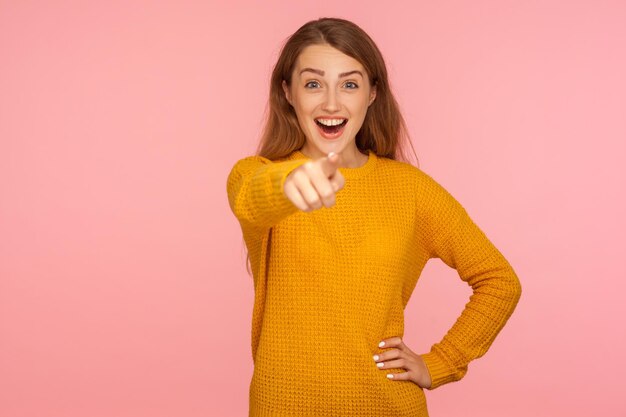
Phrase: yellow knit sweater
[{"left": 226, "top": 148, "right": 522, "bottom": 417}]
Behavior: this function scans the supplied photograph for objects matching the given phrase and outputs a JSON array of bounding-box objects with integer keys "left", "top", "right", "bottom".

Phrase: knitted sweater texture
[{"left": 226, "top": 148, "right": 522, "bottom": 417}]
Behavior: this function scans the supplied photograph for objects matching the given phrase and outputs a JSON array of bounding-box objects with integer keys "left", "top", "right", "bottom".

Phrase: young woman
[{"left": 226, "top": 17, "right": 522, "bottom": 417}]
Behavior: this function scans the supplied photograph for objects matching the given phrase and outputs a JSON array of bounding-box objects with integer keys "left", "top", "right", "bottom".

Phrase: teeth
[{"left": 316, "top": 118, "right": 346, "bottom": 126}]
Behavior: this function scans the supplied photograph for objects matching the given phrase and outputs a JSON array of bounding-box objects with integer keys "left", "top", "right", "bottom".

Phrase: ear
[
  {"left": 369, "top": 84, "right": 377, "bottom": 106},
  {"left": 282, "top": 80, "right": 292, "bottom": 106}
]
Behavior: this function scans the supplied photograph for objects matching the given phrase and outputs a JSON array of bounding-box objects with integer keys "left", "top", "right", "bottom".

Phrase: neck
[{"left": 300, "top": 145, "right": 368, "bottom": 168}]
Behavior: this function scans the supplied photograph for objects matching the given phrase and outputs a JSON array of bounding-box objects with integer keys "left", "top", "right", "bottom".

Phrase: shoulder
[
  {"left": 375, "top": 156, "right": 448, "bottom": 193},
  {"left": 226, "top": 155, "right": 271, "bottom": 195},
  {"left": 229, "top": 154, "right": 272, "bottom": 173},
  {"left": 227, "top": 154, "right": 284, "bottom": 184},
  {"left": 377, "top": 156, "right": 466, "bottom": 217}
]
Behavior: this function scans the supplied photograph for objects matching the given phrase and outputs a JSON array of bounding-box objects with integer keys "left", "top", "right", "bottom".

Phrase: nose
[{"left": 322, "top": 88, "right": 340, "bottom": 112}]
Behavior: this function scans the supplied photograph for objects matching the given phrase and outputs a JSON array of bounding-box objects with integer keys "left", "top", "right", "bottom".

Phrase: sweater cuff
[{"left": 420, "top": 351, "right": 458, "bottom": 390}]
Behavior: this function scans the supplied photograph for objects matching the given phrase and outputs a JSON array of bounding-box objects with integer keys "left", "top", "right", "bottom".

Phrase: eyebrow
[{"left": 299, "top": 68, "right": 363, "bottom": 78}]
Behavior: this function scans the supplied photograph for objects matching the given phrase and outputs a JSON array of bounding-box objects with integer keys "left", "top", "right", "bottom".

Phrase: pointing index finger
[{"left": 319, "top": 151, "right": 340, "bottom": 178}]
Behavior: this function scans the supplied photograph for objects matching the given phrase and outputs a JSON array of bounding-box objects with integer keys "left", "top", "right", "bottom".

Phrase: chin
[
  {"left": 312, "top": 140, "right": 345, "bottom": 154},
  {"left": 304, "top": 132, "right": 354, "bottom": 155}
]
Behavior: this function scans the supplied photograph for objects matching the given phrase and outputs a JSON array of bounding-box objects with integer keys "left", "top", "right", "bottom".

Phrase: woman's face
[{"left": 282, "top": 43, "right": 377, "bottom": 158}]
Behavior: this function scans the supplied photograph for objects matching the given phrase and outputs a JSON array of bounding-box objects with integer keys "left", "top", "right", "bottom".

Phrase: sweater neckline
[{"left": 289, "top": 148, "right": 378, "bottom": 179}]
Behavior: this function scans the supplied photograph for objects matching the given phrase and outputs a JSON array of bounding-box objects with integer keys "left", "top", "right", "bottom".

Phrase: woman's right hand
[{"left": 283, "top": 151, "right": 345, "bottom": 212}]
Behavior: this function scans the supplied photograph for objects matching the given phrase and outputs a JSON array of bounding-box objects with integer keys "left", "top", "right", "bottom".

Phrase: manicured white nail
[
  {"left": 387, "top": 374, "right": 394, "bottom": 379},
  {"left": 379, "top": 341, "right": 385, "bottom": 347},
  {"left": 377, "top": 362, "right": 384, "bottom": 368},
  {"left": 373, "top": 355, "right": 379, "bottom": 361},
  {"left": 328, "top": 151, "right": 336, "bottom": 158}
]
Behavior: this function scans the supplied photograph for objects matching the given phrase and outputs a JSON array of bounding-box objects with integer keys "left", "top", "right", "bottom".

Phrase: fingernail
[
  {"left": 379, "top": 341, "right": 385, "bottom": 347},
  {"left": 387, "top": 374, "right": 394, "bottom": 379},
  {"left": 377, "top": 362, "right": 384, "bottom": 368},
  {"left": 373, "top": 355, "right": 379, "bottom": 361},
  {"left": 328, "top": 151, "right": 336, "bottom": 158}
]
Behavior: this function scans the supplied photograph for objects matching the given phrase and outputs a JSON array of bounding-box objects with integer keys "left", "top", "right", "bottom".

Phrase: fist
[{"left": 283, "top": 151, "right": 346, "bottom": 212}]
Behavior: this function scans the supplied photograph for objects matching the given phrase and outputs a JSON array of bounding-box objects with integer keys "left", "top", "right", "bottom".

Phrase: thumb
[{"left": 321, "top": 151, "right": 341, "bottom": 178}]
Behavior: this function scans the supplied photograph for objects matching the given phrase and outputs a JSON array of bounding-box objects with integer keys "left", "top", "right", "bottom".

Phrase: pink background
[{"left": 1, "top": 1, "right": 625, "bottom": 416}]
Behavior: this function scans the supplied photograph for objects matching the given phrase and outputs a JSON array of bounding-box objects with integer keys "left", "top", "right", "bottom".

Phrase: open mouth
[{"left": 315, "top": 119, "right": 348, "bottom": 135}]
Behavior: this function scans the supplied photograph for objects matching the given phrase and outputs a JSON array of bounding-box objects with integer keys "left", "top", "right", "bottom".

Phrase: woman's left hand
[{"left": 373, "top": 336, "right": 432, "bottom": 389}]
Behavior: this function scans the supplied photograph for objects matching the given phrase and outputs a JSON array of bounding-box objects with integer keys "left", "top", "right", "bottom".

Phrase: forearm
[{"left": 422, "top": 249, "right": 522, "bottom": 389}]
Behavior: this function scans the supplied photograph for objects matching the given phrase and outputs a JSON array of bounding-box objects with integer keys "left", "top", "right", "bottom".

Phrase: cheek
[
  {"left": 291, "top": 103, "right": 310, "bottom": 123},
  {"left": 292, "top": 94, "right": 317, "bottom": 112},
  {"left": 300, "top": 103, "right": 315, "bottom": 116},
  {"left": 344, "top": 97, "right": 368, "bottom": 114},
  {"left": 295, "top": 113, "right": 314, "bottom": 133}
]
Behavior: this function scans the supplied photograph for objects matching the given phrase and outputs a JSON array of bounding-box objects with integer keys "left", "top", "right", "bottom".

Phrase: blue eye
[{"left": 304, "top": 81, "right": 359, "bottom": 89}]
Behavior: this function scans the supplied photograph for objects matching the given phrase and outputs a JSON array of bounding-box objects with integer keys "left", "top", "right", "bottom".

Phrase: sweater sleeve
[
  {"left": 226, "top": 155, "right": 310, "bottom": 231},
  {"left": 416, "top": 173, "right": 522, "bottom": 390}
]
